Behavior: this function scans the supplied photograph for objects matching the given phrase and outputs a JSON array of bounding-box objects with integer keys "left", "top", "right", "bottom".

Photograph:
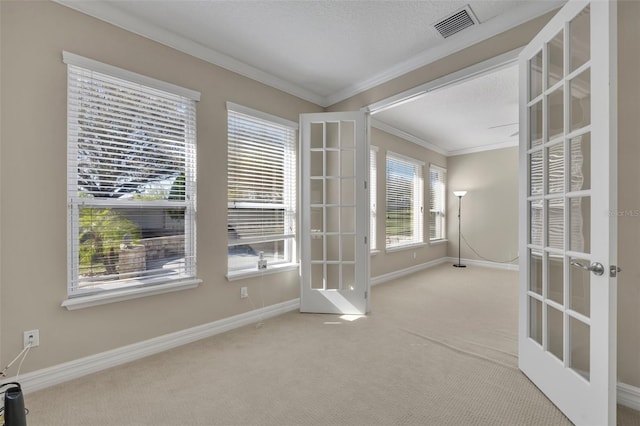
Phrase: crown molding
[
  {"left": 447, "top": 140, "right": 519, "bottom": 157},
  {"left": 371, "top": 119, "right": 519, "bottom": 157},
  {"left": 323, "top": 1, "right": 565, "bottom": 107},
  {"left": 371, "top": 119, "right": 447, "bottom": 156},
  {"left": 53, "top": 0, "right": 326, "bottom": 106},
  {"left": 54, "top": 0, "right": 563, "bottom": 109}
]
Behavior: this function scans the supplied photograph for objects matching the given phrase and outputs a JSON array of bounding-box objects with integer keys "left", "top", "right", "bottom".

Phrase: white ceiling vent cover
[{"left": 433, "top": 5, "right": 479, "bottom": 39}]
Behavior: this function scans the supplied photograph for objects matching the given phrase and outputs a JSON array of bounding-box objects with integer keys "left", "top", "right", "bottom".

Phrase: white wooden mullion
[{"left": 562, "top": 19, "right": 572, "bottom": 371}]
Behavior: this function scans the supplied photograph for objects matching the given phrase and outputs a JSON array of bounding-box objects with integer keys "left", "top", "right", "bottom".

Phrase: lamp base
[{"left": 453, "top": 264, "right": 467, "bottom": 268}]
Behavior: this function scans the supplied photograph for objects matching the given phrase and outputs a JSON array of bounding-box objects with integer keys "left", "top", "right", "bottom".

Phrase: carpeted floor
[{"left": 21, "top": 264, "right": 640, "bottom": 425}]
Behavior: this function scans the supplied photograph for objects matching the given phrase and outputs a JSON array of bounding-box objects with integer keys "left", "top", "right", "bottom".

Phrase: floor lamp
[{"left": 453, "top": 190, "right": 467, "bottom": 268}]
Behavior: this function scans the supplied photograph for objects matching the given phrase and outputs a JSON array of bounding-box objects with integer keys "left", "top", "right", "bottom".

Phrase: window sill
[
  {"left": 226, "top": 263, "right": 299, "bottom": 282},
  {"left": 370, "top": 249, "right": 380, "bottom": 256},
  {"left": 385, "top": 242, "right": 427, "bottom": 253},
  {"left": 61, "top": 278, "right": 202, "bottom": 311},
  {"left": 429, "top": 239, "right": 448, "bottom": 246}
]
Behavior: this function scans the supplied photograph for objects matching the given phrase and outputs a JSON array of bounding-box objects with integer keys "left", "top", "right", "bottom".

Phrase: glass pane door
[
  {"left": 300, "top": 112, "right": 369, "bottom": 314},
  {"left": 518, "top": 1, "right": 617, "bottom": 424}
]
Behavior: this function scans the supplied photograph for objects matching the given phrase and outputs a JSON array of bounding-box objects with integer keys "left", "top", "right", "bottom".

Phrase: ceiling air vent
[{"left": 433, "top": 5, "right": 479, "bottom": 39}]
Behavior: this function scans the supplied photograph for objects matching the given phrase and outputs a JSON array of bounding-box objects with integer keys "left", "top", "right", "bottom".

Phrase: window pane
[
  {"left": 310, "top": 150, "right": 323, "bottom": 177},
  {"left": 342, "top": 235, "right": 355, "bottom": 262},
  {"left": 429, "top": 166, "right": 446, "bottom": 241},
  {"left": 386, "top": 154, "right": 423, "bottom": 248},
  {"left": 547, "top": 142, "right": 564, "bottom": 195},
  {"left": 340, "top": 121, "right": 355, "bottom": 148},
  {"left": 570, "top": 196, "right": 590, "bottom": 254},
  {"left": 529, "top": 50, "right": 543, "bottom": 100},
  {"left": 570, "top": 257, "right": 591, "bottom": 317},
  {"left": 570, "top": 133, "right": 590, "bottom": 191},
  {"left": 342, "top": 264, "right": 355, "bottom": 291},
  {"left": 311, "top": 263, "right": 324, "bottom": 289},
  {"left": 529, "top": 297, "right": 543, "bottom": 346},
  {"left": 548, "top": 88, "right": 564, "bottom": 141},
  {"left": 311, "top": 236, "right": 324, "bottom": 262},
  {"left": 529, "top": 101, "right": 543, "bottom": 148},
  {"left": 529, "top": 150, "right": 543, "bottom": 196},
  {"left": 548, "top": 255, "right": 563, "bottom": 305},
  {"left": 570, "top": 69, "right": 591, "bottom": 131},
  {"left": 529, "top": 250, "right": 543, "bottom": 295},
  {"left": 547, "top": 305, "right": 564, "bottom": 361},
  {"left": 547, "top": 30, "right": 564, "bottom": 88},
  {"left": 327, "top": 235, "right": 340, "bottom": 261},
  {"left": 570, "top": 316, "right": 590, "bottom": 381},
  {"left": 78, "top": 207, "right": 188, "bottom": 289},
  {"left": 570, "top": 6, "right": 590, "bottom": 72},
  {"left": 327, "top": 264, "right": 340, "bottom": 289},
  {"left": 547, "top": 198, "right": 564, "bottom": 250},
  {"left": 529, "top": 200, "right": 543, "bottom": 246}
]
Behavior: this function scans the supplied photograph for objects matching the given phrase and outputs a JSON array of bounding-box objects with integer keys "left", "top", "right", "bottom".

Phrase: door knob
[{"left": 571, "top": 261, "right": 605, "bottom": 276}]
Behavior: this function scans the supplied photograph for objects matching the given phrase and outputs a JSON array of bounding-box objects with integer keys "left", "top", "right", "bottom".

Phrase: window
[
  {"left": 386, "top": 152, "right": 424, "bottom": 249},
  {"left": 65, "top": 52, "right": 199, "bottom": 297},
  {"left": 370, "top": 146, "right": 378, "bottom": 251},
  {"left": 429, "top": 165, "right": 446, "bottom": 241},
  {"left": 227, "top": 103, "right": 297, "bottom": 275}
]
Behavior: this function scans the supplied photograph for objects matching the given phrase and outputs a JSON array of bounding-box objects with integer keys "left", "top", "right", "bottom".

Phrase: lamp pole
[{"left": 453, "top": 191, "right": 467, "bottom": 268}]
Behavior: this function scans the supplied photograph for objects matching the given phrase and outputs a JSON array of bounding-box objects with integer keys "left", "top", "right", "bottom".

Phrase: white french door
[
  {"left": 519, "top": 1, "right": 617, "bottom": 425},
  {"left": 299, "top": 111, "right": 370, "bottom": 315}
]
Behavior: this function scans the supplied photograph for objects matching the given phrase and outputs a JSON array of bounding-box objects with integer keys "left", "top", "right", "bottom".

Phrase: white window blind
[
  {"left": 370, "top": 146, "right": 378, "bottom": 251},
  {"left": 227, "top": 106, "right": 297, "bottom": 273},
  {"left": 429, "top": 165, "right": 446, "bottom": 241},
  {"left": 66, "top": 57, "right": 198, "bottom": 296},
  {"left": 530, "top": 139, "right": 585, "bottom": 252},
  {"left": 386, "top": 152, "right": 424, "bottom": 249}
]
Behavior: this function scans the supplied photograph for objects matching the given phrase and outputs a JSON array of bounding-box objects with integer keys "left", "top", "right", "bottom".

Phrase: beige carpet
[{"left": 22, "top": 264, "right": 640, "bottom": 425}]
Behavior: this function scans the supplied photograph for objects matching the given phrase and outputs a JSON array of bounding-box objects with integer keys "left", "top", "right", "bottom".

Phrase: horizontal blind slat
[{"left": 227, "top": 109, "right": 296, "bottom": 256}]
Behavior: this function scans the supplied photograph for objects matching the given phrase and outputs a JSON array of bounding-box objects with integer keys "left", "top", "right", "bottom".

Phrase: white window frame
[
  {"left": 385, "top": 151, "right": 424, "bottom": 250},
  {"left": 370, "top": 146, "right": 378, "bottom": 252},
  {"left": 63, "top": 52, "right": 200, "bottom": 309},
  {"left": 226, "top": 103, "right": 298, "bottom": 279},
  {"left": 429, "top": 164, "right": 447, "bottom": 242}
]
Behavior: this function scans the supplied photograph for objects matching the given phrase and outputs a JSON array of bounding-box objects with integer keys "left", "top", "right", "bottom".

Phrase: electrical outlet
[
  {"left": 413, "top": 252, "right": 417, "bottom": 259},
  {"left": 240, "top": 287, "right": 248, "bottom": 299},
  {"left": 23, "top": 329, "right": 39, "bottom": 349}
]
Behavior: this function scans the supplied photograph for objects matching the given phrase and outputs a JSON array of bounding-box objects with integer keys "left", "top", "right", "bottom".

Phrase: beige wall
[
  {"left": 370, "top": 128, "right": 447, "bottom": 278},
  {"left": 0, "top": 1, "right": 322, "bottom": 373},
  {"left": 617, "top": 0, "right": 640, "bottom": 388},
  {"left": 446, "top": 147, "right": 519, "bottom": 266}
]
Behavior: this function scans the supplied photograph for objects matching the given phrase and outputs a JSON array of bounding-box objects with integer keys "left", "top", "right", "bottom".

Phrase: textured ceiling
[
  {"left": 373, "top": 64, "right": 519, "bottom": 155},
  {"left": 56, "top": 0, "right": 564, "bottom": 153}
]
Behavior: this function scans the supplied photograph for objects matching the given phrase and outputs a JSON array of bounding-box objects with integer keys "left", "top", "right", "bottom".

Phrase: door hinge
[
  {"left": 610, "top": 265, "right": 622, "bottom": 277},
  {"left": 364, "top": 291, "right": 368, "bottom": 299},
  {"left": 364, "top": 181, "right": 368, "bottom": 190},
  {"left": 364, "top": 236, "right": 367, "bottom": 245}
]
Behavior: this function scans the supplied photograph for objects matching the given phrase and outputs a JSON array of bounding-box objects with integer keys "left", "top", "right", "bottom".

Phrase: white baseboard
[
  {"left": 371, "top": 257, "right": 448, "bottom": 286},
  {"left": 445, "top": 256, "right": 519, "bottom": 271},
  {"left": 618, "top": 382, "right": 640, "bottom": 411},
  {"left": 9, "top": 298, "right": 300, "bottom": 395}
]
